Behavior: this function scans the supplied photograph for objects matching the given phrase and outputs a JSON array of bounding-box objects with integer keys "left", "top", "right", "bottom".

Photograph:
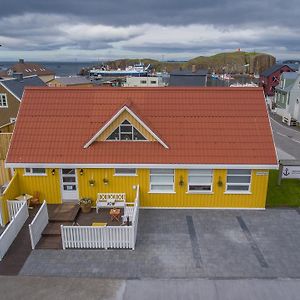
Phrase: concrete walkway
[{"left": 0, "top": 276, "right": 299, "bottom": 300}]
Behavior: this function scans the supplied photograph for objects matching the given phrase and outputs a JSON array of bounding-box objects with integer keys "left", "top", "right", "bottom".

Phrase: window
[
  {"left": 226, "top": 169, "right": 251, "bottom": 192},
  {"left": 150, "top": 80, "right": 157, "bottom": 84},
  {"left": 140, "top": 80, "right": 147, "bottom": 84},
  {"left": 0, "top": 94, "right": 8, "bottom": 107},
  {"left": 114, "top": 168, "right": 136, "bottom": 176},
  {"left": 188, "top": 169, "right": 213, "bottom": 192},
  {"left": 150, "top": 169, "right": 174, "bottom": 192},
  {"left": 10, "top": 118, "right": 16, "bottom": 123},
  {"left": 106, "top": 120, "right": 147, "bottom": 141},
  {"left": 24, "top": 168, "right": 46, "bottom": 175}
]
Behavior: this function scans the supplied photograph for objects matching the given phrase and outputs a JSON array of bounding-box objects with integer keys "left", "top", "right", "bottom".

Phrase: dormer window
[{"left": 107, "top": 120, "right": 147, "bottom": 141}]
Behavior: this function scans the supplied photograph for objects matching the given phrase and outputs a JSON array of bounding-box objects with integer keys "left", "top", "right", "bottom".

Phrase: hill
[{"left": 92, "top": 51, "right": 276, "bottom": 74}]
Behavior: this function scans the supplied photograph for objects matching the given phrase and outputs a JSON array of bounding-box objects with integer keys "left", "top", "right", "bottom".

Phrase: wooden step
[
  {"left": 42, "top": 222, "right": 72, "bottom": 236},
  {"left": 48, "top": 204, "right": 80, "bottom": 222},
  {"left": 36, "top": 236, "right": 62, "bottom": 249}
]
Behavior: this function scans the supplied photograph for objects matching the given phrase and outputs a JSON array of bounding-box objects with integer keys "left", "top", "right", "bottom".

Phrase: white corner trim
[
  {"left": 0, "top": 82, "right": 21, "bottom": 102},
  {"left": 83, "top": 105, "right": 169, "bottom": 149}
]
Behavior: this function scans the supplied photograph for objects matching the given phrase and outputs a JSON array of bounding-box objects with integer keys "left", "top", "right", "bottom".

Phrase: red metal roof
[{"left": 6, "top": 87, "right": 277, "bottom": 166}]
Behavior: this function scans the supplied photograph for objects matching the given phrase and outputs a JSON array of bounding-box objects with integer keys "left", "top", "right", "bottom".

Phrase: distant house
[
  {"left": 47, "top": 76, "right": 93, "bottom": 87},
  {"left": 0, "top": 75, "right": 46, "bottom": 126},
  {"left": 274, "top": 72, "right": 300, "bottom": 126},
  {"left": 0, "top": 59, "right": 55, "bottom": 83},
  {"left": 259, "top": 64, "right": 295, "bottom": 97},
  {"left": 169, "top": 68, "right": 207, "bottom": 86},
  {"left": 123, "top": 76, "right": 165, "bottom": 87}
]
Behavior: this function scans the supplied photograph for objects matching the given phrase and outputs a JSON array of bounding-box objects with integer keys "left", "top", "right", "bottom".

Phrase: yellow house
[{"left": 1, "top": 87, "right": 278, "bottom": 224}]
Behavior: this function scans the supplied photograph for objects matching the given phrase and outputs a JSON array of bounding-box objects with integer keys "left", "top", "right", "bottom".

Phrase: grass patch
[{"left": 266, "top": 170, "right": 300, "bottom": 207}]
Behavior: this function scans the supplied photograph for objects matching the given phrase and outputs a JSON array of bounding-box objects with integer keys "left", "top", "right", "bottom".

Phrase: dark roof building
[
  {"left": 0, "top": 75, "right": 46, "bottom": 126},
  {"left": 259, "top": 64, "right": 295, "bottom": 96},
  {"left": 0, "top": 59, "right": 55, "bottom": 83},
  {"left": 169, "top": 68, "right": 208, "bottom": 87}
]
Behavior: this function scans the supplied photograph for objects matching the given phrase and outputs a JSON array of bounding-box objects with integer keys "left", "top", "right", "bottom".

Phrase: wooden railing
[
  {"left": 61, "top": 185, "right": 140, "bottom": 250},
  {"left": 0, "top": 200, "right": 28, "bottom": 260},
  {"left": 29, "top": 201, "right": 49, "bottom": 249},
  {"left": 7, "top": 200, "right": 25, "bottom": 221}
]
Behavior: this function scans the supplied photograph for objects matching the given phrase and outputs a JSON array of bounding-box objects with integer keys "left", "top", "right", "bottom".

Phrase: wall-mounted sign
[{"left": 281, "top": 166, "right": 300, "bottom": 179}]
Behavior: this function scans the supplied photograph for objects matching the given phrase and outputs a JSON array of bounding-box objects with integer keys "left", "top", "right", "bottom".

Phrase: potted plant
[
  {"left": 79, "top": 197, "right": 92, "bottom": 213},
  {"left": 89, "top": 179, "right": 95, "bottom": 187}
]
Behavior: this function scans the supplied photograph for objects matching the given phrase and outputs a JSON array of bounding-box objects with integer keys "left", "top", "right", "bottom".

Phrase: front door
[{"left": 60, "top": 169, "right": 78, "bottom": 201}]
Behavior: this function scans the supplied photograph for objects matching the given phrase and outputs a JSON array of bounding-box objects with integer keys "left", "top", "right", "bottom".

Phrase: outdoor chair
[{"left": 30, "top": 191, "right": 40, "bottom": 207}]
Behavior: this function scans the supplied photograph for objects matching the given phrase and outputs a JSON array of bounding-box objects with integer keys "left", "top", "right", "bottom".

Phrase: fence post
[
  {"left": 61, "top": 225, "right": 66, "bottom": 250},
  {"left": 104, "top": 228, "right": 108, "bottom": 250}
]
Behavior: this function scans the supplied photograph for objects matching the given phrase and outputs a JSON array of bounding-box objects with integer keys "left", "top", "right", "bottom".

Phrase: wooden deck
[{"left": 37, "top": 205, "right": 124, "bottom": 250}]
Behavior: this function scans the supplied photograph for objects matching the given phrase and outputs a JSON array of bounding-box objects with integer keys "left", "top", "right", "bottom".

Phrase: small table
[
  {"left": 109, "top": 208, "right": 121, "bottom": 222},
  {"left": 15, "top": 194, "right": 33, "bottom": 208}
]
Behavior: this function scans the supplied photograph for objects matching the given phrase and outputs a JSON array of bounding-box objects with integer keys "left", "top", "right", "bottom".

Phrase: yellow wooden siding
[
  {"left": 11, "top": 168, "right": 269, "bottom": 209},
  {"left": 96, "top": 110, "right": 156, "bottom": 141},
  {"left": 0, "top": 173, "right": 20, "bottom": 224},
  {"left": 14, "top": 169, "right": 61, "bottom": 204},
  {"left": 0, "top": 159, "right": 12, "bottom": 186}
]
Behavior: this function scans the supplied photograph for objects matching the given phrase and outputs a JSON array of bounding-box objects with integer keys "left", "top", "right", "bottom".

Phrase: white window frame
[
  {"left": 24, "top": 168, "right": 47, "bottom": 176},
  {"left": 106, "top": 120, "right": 147, "bottom": 141},
  {"left": 187, "top": 169, "right": 213, "bottom": 193},
  {"left": 225, "top": 169, "right": 252, "bottom": 194},
  {"left": 0, "top": 94, "right": 8, "bottom": 108},
  {"left": 149, "top": 169, "right": 175, "bottom": 193},
  {"left": 114, "top": 168, "right": 137, "bottom": 176}
]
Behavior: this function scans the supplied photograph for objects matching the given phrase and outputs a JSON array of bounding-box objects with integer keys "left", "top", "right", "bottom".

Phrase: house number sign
[{"left": 281, "top": 166, "right": 300, "bottom": 179}]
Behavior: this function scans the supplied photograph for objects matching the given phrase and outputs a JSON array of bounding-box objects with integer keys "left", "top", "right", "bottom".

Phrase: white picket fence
[
  {"left": 61, "top": 185, "right": 140, "bottom": 250},
  {"left": 29, "top": 201, "right": 49, "bottom": 249},
  {"left": 7, "top": 200, "right": 25, "bottom": 222},
  {"left": 0, "top": 201, "right": 28, "bottom": 260}
]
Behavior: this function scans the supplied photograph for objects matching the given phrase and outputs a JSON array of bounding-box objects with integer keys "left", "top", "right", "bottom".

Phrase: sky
[{"left": 0, "top": 0, "right": 299, "bottom": 62}]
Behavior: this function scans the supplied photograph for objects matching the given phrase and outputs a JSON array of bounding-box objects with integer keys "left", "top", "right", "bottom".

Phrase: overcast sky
[{"left": 0, "top": 0, "right": 299, "bottom": 61}]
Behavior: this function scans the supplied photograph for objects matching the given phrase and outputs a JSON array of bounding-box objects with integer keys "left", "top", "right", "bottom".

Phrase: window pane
[
  {"left": 120, "top": 133, "right": 132, "bottom": 140},
  {"left": 150, "top": 175, "right": 173, "bottom": 184},
  {"left": 189, "top": 185, "right": 211, "bottom": 191},
  {"left": 63, "top": 185, "right": 76, "bottom": 191},
  {"left": 25, "top": 168, "right": 31, "bottom": 173},
  {"left": 120, "top": 125, "right": 132, "bottom": 133},
  {"left": 63, "top": 177, "right": 76, "bottom": 183},
  {"left": 151, "top": 184, "right": 173, "bottom": 191},
  {"left": 189, "top": 169, "right": 212, "bottom": 175},
  {"left": 227, "top": 185, "right": 249, "bottom": 191},
  {"left": 133, "top": 128, "right": 146, "bottom": 140},
  {"left": 32, "top": 168, "right": 46, "bottom": 174},
  {"left": 150, "top": 169, "right": 173, "bottom": 175},
  {"left": 227, "top": 169, "right": 251, "bottom": 175},
  {"left": 121, "top": 120, "right": 130, "bottom": 124},
  {"left": 115, "top": 168, "right": 136, "bottom": 175},
  {"left": 107, "top": 128, "right": 119, "bottom": 140},
  {"left": 189, "top": 176, "right": 212, "bottom": 184},
  {"left": 62, "top": 169, "right": 75, "bottom": 175},
  {"left": 227, "top": 176, "right": 250, "bottom": 183}
]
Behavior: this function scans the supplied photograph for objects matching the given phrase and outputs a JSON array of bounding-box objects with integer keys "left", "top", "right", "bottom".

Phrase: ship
[{"left": 89, "top": 63, "right": 151, "bottom": 77}]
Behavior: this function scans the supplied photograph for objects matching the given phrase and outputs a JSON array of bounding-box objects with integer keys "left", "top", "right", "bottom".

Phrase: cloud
[{"left": 0, "top": 1, "right": 300, "bottom": 60}]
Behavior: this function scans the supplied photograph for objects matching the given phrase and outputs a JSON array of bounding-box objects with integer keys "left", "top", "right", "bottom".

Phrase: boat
[
  {"left": 219, "top": 74, "right": 234, "bottom": 80},
  {"left": 89, "top": 63, "right": 151, "bottom": 77},
  {"left": 230, "top": 82, "right": 258, "bottom": 87}
]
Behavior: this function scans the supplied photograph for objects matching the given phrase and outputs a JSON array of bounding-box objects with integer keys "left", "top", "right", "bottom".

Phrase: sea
[
  {"left": 0, "top": 61, "right": 98, "bottom": 76},
  {"left": 0, "top": 61, "right": 258, "bottom": 86}
]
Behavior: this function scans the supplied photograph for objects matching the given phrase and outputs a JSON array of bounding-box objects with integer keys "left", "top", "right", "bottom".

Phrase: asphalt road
[
  {"left": 269, "top": 116, "right": 300, "bottom": 160},
  {"left": 0, "top": 276, "right": 299, "bottom": 300}
]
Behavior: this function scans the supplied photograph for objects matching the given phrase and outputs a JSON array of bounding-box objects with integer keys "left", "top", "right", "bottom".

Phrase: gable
[{"left": 96, "top": 109, "right": 156, "bottom": 142}]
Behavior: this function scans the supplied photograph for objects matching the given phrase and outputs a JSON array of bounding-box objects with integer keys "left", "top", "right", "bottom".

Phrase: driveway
[
  {"left": 20, "top": 209, "right": 300, "bottom": 279},
  {"left": 269, "top": 114, "right": 300, "bottom": 160}
]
